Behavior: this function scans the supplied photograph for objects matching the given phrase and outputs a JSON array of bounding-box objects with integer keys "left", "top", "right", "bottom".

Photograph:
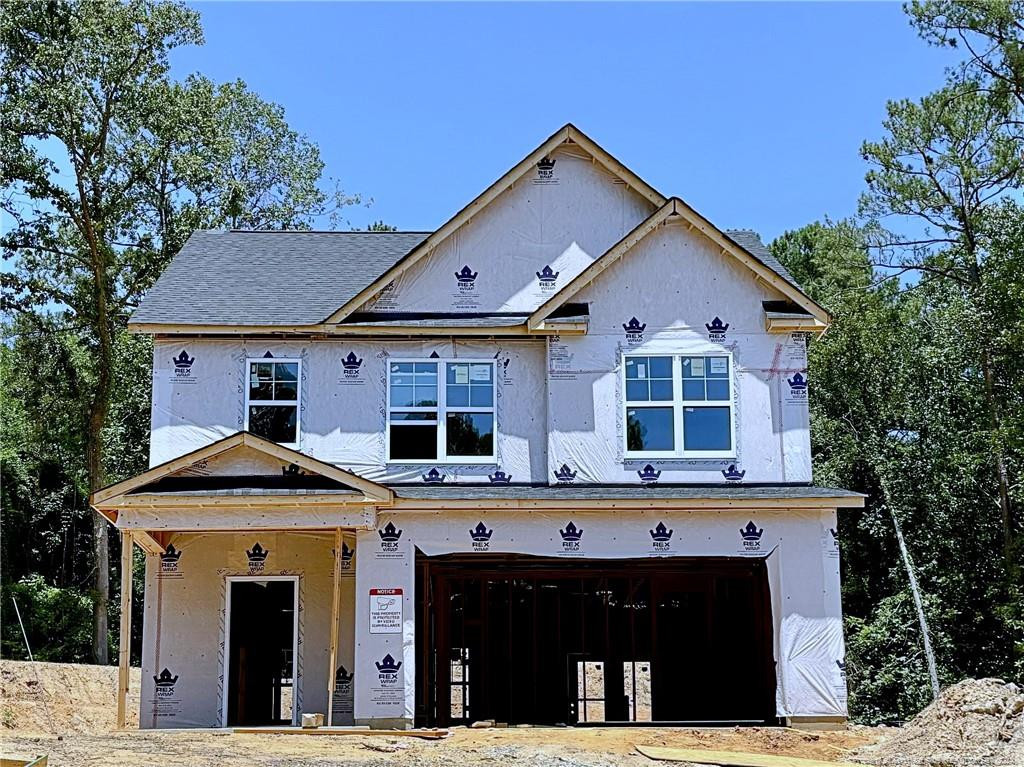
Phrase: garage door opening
[
  {"left": 224, "top": 577, "right": 297, "bottom": 726},
  {"left": 416, "top": 555, "right": 775, "bottom": 727}
]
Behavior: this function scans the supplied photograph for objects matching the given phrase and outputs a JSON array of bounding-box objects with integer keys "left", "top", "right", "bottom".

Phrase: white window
[
  {"left": 624, "top": 354, "right": 734, "bottom": 458},
  {"left": 387, "top": 359, "right": 496, "bottom": 463},
  {"left": 245, "top": 358, "right": 300, "bottom": 446}
]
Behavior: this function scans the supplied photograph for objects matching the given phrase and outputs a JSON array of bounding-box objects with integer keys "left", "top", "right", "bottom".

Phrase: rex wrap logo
[
  {"left": 534, "top": 156, "right": 557, "bottom": 184},
  {"left": 788, "top": 372, "right": 808, "bottom": 397},
  {"left": 553, "top": 463, "right": 577, "bottom": 484},
  {"left": 153, "top": 668, "right": 178, "bottom": 699},
  {"left": 170, "top": 349, "right": 196, "bottom": 384},
  {"left": 335, "top": 540, "right": 355, "bottom": 573},
  {"left": 649, "top": 521, "right": 673, "bottom": 553},
  {"left": 469, "top": 521, "right": 493, "bottom": 552},
  {"left": 559, "top": 521, "right": 583, "bottom": 553},
  {"left": 706, "top": 317, "right": 729, "bottom": 342},
  {"left": 246, "top": 542, "right": 269, "bottom": 573},
  {"left": 637, "top": 464, "right": 661, "bottom": 485},
  {"left": 722, "top": 464, "right": 746, "bottom": 482},
  {"left": 158, "top": 544, "right": 182, "bottom": 578},
  {"left": 378, "top": 521, "right": 402, "bottom": 554},
  {"left": 740, "top": 521, "right": 763, "bottom": 552},
  {"left": 422, "top": 468, "right": 445, "bottom": 484},
  {"left": 341, "top": 351, "right": 363, "bottom": 380},
  {"left": 488, "top": 469, "right": 512, "bottom": 484},
  {"left": 374, "top": 653, "right": 402, "bottom": 687},
  {"left": 622, "top": 317, "right": 646, "bottom": 345},
  {"left": 536, "top": 265, "right": 559, "bottom": 290},
  {"left": 454, "top": 265, "right": 478, "bottom": 292}
]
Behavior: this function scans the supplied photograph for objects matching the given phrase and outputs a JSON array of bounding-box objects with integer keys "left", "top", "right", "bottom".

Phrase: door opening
[
  {"left": 417, "top": 555, "right": 775, "bottom": 727},
  {"left": 225, "top": 578, "right": 297, "bottom": 726}
]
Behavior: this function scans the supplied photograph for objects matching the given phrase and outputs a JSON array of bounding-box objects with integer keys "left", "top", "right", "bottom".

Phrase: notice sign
[{"left": 369, "top": 588, "right": 403, "bottom": 634}]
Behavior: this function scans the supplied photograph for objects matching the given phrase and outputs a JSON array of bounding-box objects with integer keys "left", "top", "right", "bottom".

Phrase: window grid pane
[
  {"left": 247, "top": 360, "right": 300, "bottom": 444},
  {"left": 249, "top": 361, "right": 299, "bottom": 402},
  {"left": 627, "top": 407, "right": 675, "bottom": 452},
  {"left": 625, "top": 356, "right": 673, "bottom": 403},
  {"left": 625, "top": 355, "right": 733, "bottom": 455},
  {"left": 390, "top": 360, "right": 495, "bottom": 461}
]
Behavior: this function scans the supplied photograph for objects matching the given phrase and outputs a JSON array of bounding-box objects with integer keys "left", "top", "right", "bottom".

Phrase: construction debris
[{"left": 852, "top": 678, "right": 1024, "bottom": 767}]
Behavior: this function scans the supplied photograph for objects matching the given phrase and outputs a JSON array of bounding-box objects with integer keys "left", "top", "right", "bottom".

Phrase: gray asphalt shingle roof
[
  {"left": 130, "top": 230, "right": 429, "bottom": 326},
  {"left": 130, "top": 228, "right": 803, "bottom": 328},
  {"left": 725, "top": 229, "right": 800, "bottom": 289}
]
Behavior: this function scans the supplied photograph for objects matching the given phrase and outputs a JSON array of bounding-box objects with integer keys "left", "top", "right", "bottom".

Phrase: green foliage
[
  {"left": 1, "top": 575, "right": 94, "bottom": 662},
  {"left": 773, "top": 212, "right": 1024, "bottom": 722},
  {"left": 0, "top": 0, "right": 371, "bottom": 662}
]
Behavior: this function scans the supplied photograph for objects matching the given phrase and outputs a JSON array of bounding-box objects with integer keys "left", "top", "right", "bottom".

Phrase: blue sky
[{"left": 175, "top": 2, "right": 954, "bottom": 241}]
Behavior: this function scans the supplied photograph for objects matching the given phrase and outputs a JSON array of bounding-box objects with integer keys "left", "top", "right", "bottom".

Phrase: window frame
[
  {"left": 244, "top": 357, "right": 302, "bottom": 448},
  {"left": 622, "top": 351, "right": 736, "bottom": 460},
  {"left": 386, "top": 357, "right": 497, "bottom": 464}
]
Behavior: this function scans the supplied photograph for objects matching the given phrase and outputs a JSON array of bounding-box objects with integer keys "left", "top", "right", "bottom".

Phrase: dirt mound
[
  {"left": 0, "top": 659, "right": 141, "bottom": 735},
  {"left": 854, "top": 678, "right": 1023, "bottom": 767}
]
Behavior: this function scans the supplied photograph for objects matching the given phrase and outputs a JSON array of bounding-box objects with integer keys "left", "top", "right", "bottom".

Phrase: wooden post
[
  {"left": 117, "top": 530, "right": 134, "bottom": 729},
  {"left": 326, "top": 528, "right": 343, "bottom": 725}
]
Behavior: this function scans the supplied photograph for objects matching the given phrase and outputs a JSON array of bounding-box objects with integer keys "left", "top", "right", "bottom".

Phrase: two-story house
[{"left": 92, "top": 124, "right": 862, "bottom": 732}]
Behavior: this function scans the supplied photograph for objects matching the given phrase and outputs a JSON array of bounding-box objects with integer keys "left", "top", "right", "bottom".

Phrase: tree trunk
[
  {"left": 980, "top": 350, "right": 1014, "bottom": 565},
  {"left": 85, "top": 242, "right": 114, "bottom": 665}
]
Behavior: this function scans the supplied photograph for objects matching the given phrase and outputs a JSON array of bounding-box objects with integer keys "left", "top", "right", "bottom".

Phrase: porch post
[
  {"left": 327, "top": 527, "right": 343, "bottom": 725},
  {"left": 117, "top": 530, "right": 134, "bottom": 729}
]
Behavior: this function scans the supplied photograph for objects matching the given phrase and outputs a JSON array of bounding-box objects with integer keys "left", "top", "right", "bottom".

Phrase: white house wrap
[{"left": 96, "top": 124, "right": 859, "bottom": 732}]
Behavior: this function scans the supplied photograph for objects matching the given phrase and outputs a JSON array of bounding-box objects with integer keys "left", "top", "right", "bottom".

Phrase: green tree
[
  {"left": 908, "top": 0, "right": 1024, "bottom": 111},
  {"left": 1, "top": 0, "right": 357, "bottom": 662},
  {"left": 860, "top": 80, "right": 1022, "bottom": 567}
]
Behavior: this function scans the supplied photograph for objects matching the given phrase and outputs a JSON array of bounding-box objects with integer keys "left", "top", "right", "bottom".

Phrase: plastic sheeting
[
  {"left": 353, "top": 508, "right": 847, "bottom": 721},
  {"left": 149, "top": 164, "right": 810, "bottom": 486},
  {"left": 360, "top": 147, "right": 655, "bottom": 315},
  {"left": 138, "top": 509, "right": 846, "bottom": 728},
  {"left": 139, "top": 531, "right": 353, "bottom": 728},
  {"left": 548, "top": 219, "right": 811, "bottom": 484}
]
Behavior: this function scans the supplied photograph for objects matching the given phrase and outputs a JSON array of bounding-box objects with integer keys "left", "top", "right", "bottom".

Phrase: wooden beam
[
  {"left": 326, "top": 528, "right": 343, "bottom": 726},
  {"left": 91, "top": 431, "right": 393, "bottom": 508},
  {"left": 117, "top": 530, "right": 134, "bottom": 729},
  {"left": 131, "top": 530, "right": 165, "bottom": 555}
]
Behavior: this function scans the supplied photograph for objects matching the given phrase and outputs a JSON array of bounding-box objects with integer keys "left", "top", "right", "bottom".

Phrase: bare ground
[{"left": 0, "top": 659, "right": 888, "bottom": 767}]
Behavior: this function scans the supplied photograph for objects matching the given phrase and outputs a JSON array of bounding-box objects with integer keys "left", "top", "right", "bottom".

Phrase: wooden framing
[
  {"left": 321, "top": 123, "right": 666, "bottom": 325},
  {"left": 90, "top": 431, "right": 393, "bottom": 508},
  {"left": 765, "top": 315, "right": 828, "bottom": 333},
  {"left": 117, "top": 530, "right": 133, "bottom": 729},
  {"left": 527, "top": 198, "right": 831, "bottom": 330},
  {"left": 326, "top": 528, "right": 343, "bottom": 726}
]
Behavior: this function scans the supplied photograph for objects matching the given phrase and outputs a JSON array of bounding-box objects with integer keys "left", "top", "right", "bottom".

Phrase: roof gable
[
  {"left": 322, "top": 123, "right": 667, "bottom": 324},
  {"left": 350, "top": 144, "right": 658, "bottom": 317},
  {"left": 91, "top": 432, "right": 393, "bottom": 507},
  {"left": 528, "top": 199, "right": 829, "bottom": 329}
]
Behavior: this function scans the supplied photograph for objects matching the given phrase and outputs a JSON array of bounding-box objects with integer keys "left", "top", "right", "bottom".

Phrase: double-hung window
[
  {"left": 246, "top": 359, "right": 300, "bottom": 446},
  {"left": 388, "top": 359, "right": 496, "bottom": 463},
  {"left": 624, "top": 354, "right": 734, "bottom": 458}
]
